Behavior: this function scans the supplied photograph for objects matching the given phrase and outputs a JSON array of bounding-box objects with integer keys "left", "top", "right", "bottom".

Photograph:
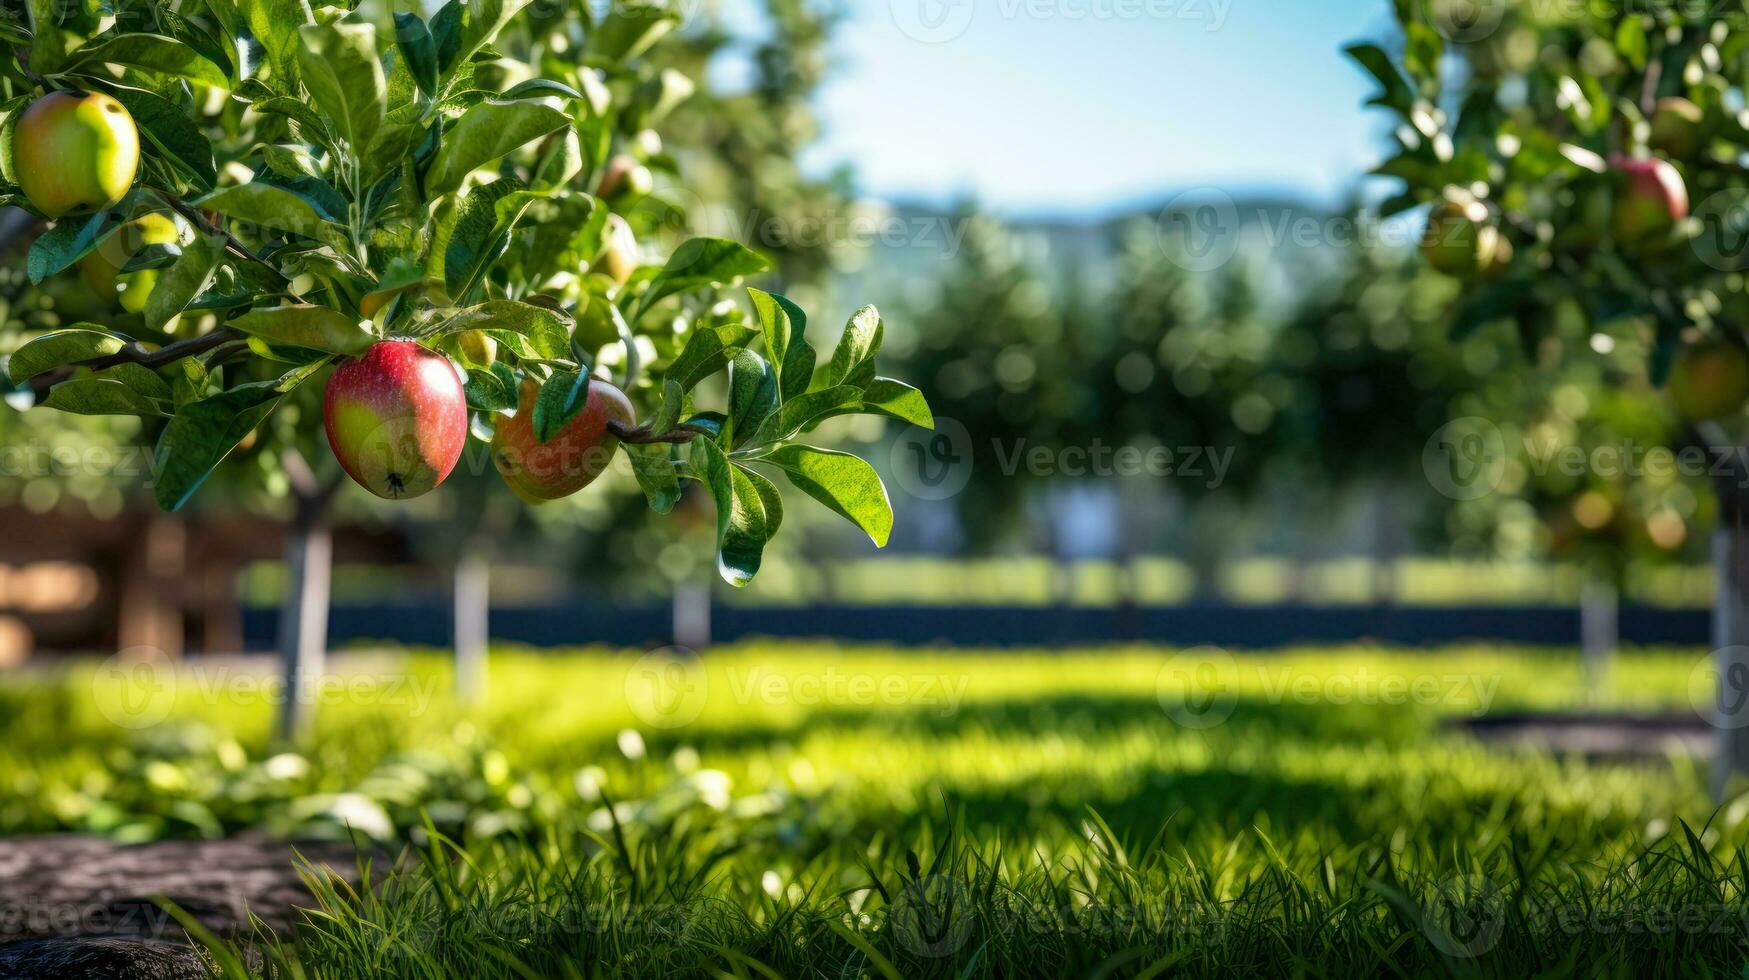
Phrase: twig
[
  {"left": 608, "top": 420, "right": 712, "bottom": 445},
  {"left": 156, "top": 191, "right": 292, "bottom": 286},
  {"left": 82, "top": 327, "right": 242, "bottom": 372}
]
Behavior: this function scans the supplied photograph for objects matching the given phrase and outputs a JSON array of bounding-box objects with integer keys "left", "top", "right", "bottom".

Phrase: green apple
[
  {"left": 1668, "top": 341, "right": 1749, "bottom": 422},
  {"left": 1649, "top": 97, "right": 1704, "bottom": 160},
  {"left": 591, "top": 214, "right": 641, "bottom": 285},
  {"left": 80, "top": 213, "right": 180, "bottom": 314},
  {"left": 1420, "top": 199, "right": 1506, "bottom": 277},
  {"left": 14, "top": 92, "right": 139, "bottom": 218}
]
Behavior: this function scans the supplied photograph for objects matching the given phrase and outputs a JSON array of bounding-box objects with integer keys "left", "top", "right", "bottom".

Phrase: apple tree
[
  {"left": 1352, "top": 0, "right": 1749, "bottom": 785},
  {"left": 0, "top": 0, "right": 931, "bottom": 734}
]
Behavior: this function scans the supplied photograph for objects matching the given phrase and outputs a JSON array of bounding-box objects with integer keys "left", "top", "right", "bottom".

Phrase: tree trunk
[
  {"left": 672, "top": 580, "right": 711, "bottom": 650},
  {"left": 1713, "top": 520, "right": 1749, "bottom": 797},
  {"left": 276, "top": 451, "right": 337, "bottom": 742},
  {"left": 453, "top": 551, "right": 489, "bottom": 701},
  {"left": 1579, "top": 577, "right": 1617, "bottom": 697}
]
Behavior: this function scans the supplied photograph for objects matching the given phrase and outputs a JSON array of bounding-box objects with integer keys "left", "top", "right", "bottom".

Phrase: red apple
[
  {"left": 323, "top": 341, "right": 468, "bottom": 499},
  {"left": 1610, "top": 154, "right": 1688, "bottom": 247},
  {"left": 492, "top": 376, "right": 635, "bottom": 502}
]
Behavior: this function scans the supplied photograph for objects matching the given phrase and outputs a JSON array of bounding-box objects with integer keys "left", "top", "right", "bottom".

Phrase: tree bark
[
  {"left": 1579, "top": 577, "right": 1617, "bottom": 697},
  {"left": 276, "top": 452, "right": 336, "bottom": 742},
  {"left": 1712, "top": 522, "right": 1749, "bottom": 797},
  {"left": 453, "top": 551, "right": 489, "bottom": 702},
  {"left": 672, "top": 580, "right": 712, "bottom": 650}
]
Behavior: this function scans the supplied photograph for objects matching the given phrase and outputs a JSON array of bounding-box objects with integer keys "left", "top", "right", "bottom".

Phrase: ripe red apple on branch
[
  {"left": 493, "top": 377, "right": 635, "bottom": 502},
  {"left": 1610, "top": 154, "right": 1688, "bottom": 248},
  {"left": 323, "top": 342, "right": 469, "bottom": 500}
]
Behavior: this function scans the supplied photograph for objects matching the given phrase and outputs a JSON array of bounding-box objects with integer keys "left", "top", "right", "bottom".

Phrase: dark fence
[{"left": 241, "top": 601, "right": 1713, "bottom": 650}]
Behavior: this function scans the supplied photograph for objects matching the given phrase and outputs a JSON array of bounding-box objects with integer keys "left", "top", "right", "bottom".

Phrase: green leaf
[
  {"left": 239, "top": 0, "right": 315, "bottom": 84},
  {"left": 464, "top": 362, "right": 517, "bottom": 411},
  {"left": 764, "top": 444, "right": 893, "bottom": 547},
  {"left": 860, "top": 377, "right": 933, "bottom": 428},
  {"left": 94, "top": 362, "right": 172, "bottom": 401},
  {"left": 694, "top": 438, "right": 778, "bottom": 587},
  {"left": 625, "top": 442, "right": 683, "bottom": 514},
  {"left": 297, "top": 22, "right": 386, "bottom": 152},
  {"left": 144, "top": 234, "right": 224, "bottom": 332},
  {"left": 195, "top": 181, "right": 348, "bottom": 247},
  {"left": 435, "top": 179, "right": 540, "bottom": 301},
  {"left": 727, "top": 350, "right": 777, "bottom": 447},
  {"left": 821, "top": 305, "right": 883, "bottom": 390},
  {"left": 153, "top": 383, "right": 284, "bottom": 511},
  {"left": 441, "top": 0, "right": 534, "bottom": 73},
  {"left": 42, "top": 378, "right": 166, "bottom": 416},
  {"left": 1344, "top": 43, "right": 1414, "bottom": 116},
  {"left": 531, "top": 370, "right": 589, "bottom": 443},
  {"left": 588, "top": 0, "right": 681, "bottom": 64},
  {"left": 637, "top": 239, "right": 770, "bottom": 319},
  {"left": 665, "top": 322, "right": 757, "bottom": 393},
  {"left": 7, "top": 328, "right": 127, "bottom": 383},
  {"left": 28, "top": 212, "right": 121, "bottom": 283},
  {"left": 749, "top": 384, "right": 863, "bottom": 445},
  {"left": 230, "top": 305, "right": 372, "bottom": 354},
  {"left": 423, "top": 99, "right": 573, "bottom": 198},
  {"left": 109, "top": 88, "right": 217, "bottom": 192},
  {"left": 393, "top": 12, "right": 440, "bottom": 97},
  {"left": 440, "top": 300, "right": 572, "bottom": 361},
  {"left": 69, "top": 34, "right": 230, "bottom": 86},
  {"left": 26, "top": 0, "right": 70, "bottom": 75},
  {"left": 250, "top": 97, "right": 330, "bottom": 145},
  {"left": 748, "top": 287, "right": 815, "bottom": 403}
]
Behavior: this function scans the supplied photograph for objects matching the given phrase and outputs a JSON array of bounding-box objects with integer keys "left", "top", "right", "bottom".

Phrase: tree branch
[
  {"left": 156, "top": 191, "right": 292, "bottom": 286},
  {"left": 608, "top": 419, "right": 712, "bottom": 445},
  {"left": 82, "top": 327, "right": 242, "bottom": 372}
]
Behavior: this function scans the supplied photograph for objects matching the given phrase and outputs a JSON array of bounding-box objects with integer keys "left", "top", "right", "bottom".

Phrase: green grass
[{"left": 3, "top": 643, "right": 1745, "bottom": 976}]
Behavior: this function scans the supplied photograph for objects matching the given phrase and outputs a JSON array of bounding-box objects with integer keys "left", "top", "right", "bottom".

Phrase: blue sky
[{"left": 788, "top": 0, "right": 1397, "bottom": 217}]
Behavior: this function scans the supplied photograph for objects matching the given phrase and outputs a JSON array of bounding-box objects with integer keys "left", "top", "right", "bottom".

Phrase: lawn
[{"left": 2, "top": 643, "right": 1742, "bottom": 977}]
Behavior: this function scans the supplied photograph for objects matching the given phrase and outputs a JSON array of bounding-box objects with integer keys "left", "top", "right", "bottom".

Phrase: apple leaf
[
  {"left": 625, "top": 442, "right": 684, "bottom": 514},
  {"left": 42, "top": 378, "right": 167, "bottom": 417},
  {"left": 152, "top": 383, "right": 285, "bottom": 511},
  {"left": 693, "top": 437, "right": 779, "bottom": 587},
  {"left": 665, "top": 322, "right": 758, "bottom": 394},
  {"left": 858, "top": 378, "right": 934, "bottom": 429},
  {"left": 636, "top": 238, "right": 770, "bottom": 320},
  {"left": 748, "top": 288, "right": 816, "bottom": 404},
  {"left": 231, "top": 305, "right": 373, "bottom": 355},
  {"left": 144, "top": 234, "right": 225, "bottom": 332},
  {"left": 423, "top": 98, "right": 573, "bottom": 198},
  {"left": 69, "top": 34, "right": 231, "bottom": 87},
  {"left": 747, "top": 384, "right": 863, "bottom": 446},
  {"left": 109, "top": 88, "right": 218, "bottom": 192},
  {"left": 464, "top": 362, "right": 518, "bottom": 412},
  {"left": 819, "top": 305, "right": 882, "bottom": 391},
  {"left": 434, "top": 177, "right": 537, "bottom": 301},
  {"left": 440, "top": 300, "right": 572, "bottom": 361},
  {"left": 6, "top": 327, "right": 127, "bottom": 383},
  {"left": 194, "top": 182, "right": 349, "bottom": 248},
  {"left": 726, "top": 350, "right": 777, "bottom": 448},
  {"left": 27, "top": 212, "right": 121, "bottom": 283},
  {"left": 240, "top": 0, "right": 316, "bottom": 85},
  {"left": 296, "top": 23, "right": 386, "bottom": 154},
  {"left": 393, "top": 12, "right": 440, "bottom": 97},
  {"left": 762, "top": 444, "right": 893, "bottom": 547},
  {"left": 532, "top": 370, "right": 589, "bottom": 443}
]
